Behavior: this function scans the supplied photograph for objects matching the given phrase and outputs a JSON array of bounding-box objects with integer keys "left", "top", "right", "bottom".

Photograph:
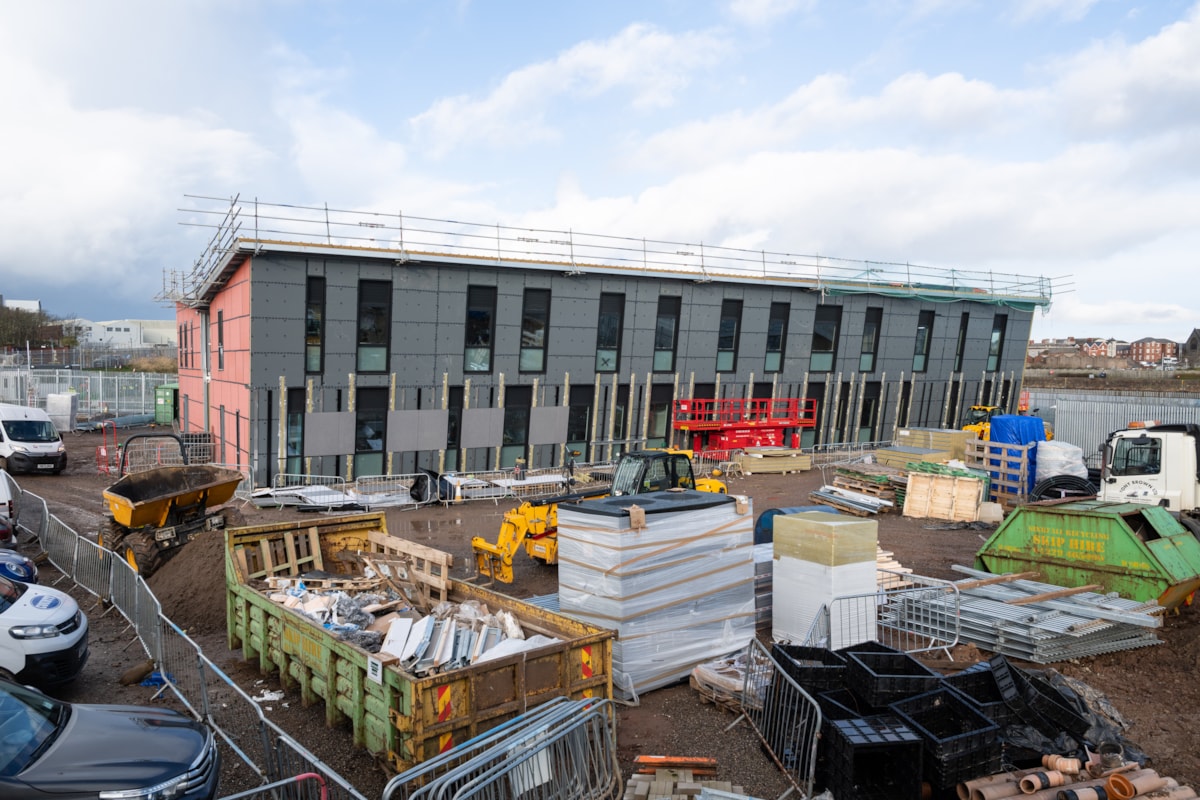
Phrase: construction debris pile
[
  {"left": 263, "top": 573, "right": 550, "bottom": 676},
  {"left": 765, "top": 640, "right": 1194, "bottom": 799}
]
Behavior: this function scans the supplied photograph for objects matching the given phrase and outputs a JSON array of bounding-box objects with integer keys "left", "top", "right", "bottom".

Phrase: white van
[
  {"left": 0, "top": 404, "right": 67, "bottom": 475},
  {"left": 0, "top": 574, "right": 89, "bottom": 684}
]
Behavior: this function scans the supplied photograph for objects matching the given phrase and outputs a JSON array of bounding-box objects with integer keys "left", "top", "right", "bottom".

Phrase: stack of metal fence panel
[
  {"left": 772, "top": 512, "right": 878, "bottom": 650},
  {"left": 557, "top": 490, "right": 755, "bottom": 701},
  {"left": 880, "top": 565, "right": 1163, "bottom": 663},
  {"left": 382, "top": 697, "right": 620, "bottom": 800}
]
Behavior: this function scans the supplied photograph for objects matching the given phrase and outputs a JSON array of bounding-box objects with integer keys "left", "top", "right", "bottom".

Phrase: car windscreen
[
  {"left": 0, "top": 680, "right": 67, "bottom": 777},
  {"left": 1, "top": 420, "right": 60, "bottom": 444},
  {"left": 0, "top": 575, "right": 28, "bottom": 612}
]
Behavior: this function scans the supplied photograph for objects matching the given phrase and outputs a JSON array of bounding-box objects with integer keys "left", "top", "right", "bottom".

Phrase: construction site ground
[{"left": 12, "top": 428, "right": 1200, "bottom": 798}]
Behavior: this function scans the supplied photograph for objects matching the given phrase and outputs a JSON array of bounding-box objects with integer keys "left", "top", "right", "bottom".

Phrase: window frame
[
  {"left": 356, "top": 280, "right": 392, "bottom": 374},
  {"left": 595, "top": 293, "right": 624, "bottom": 373},
  {"left": 809, "top": 305, "right": 841, "bottom": 373},
  {"left": 987, "top": 314, "right": 1008, "bottom": 372},
  {"left": 518, "top": 288, "right": 551, "bottom": 374},
  {"left": 912, "top": 310, "right": 935, "bottom": 372},
  {"left": 216, "top": 310, "right": 224, "bottom": 371},
  {"left": 653, "top": 296, "right": 682, "bottom": 373},
  {"left": 464, "top": 285, "right": 497, "bottom": 374},
  {"left": 305, "top": 276, "right": 326, "bottom": 374},
  {"left": 860, "top": 307, "right": 882, "bottom": 373},
  {"left": 716, "top": 299, "right": 743, "bottom": 373},
  {"left": 765, "top": 302, "right": 789, "bottom": 373}
]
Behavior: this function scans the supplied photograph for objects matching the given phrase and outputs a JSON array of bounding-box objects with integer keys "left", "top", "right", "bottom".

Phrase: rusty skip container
[
  {"left": 975, "top": 500, "right": 1200, "bottom": 609},
  {"left": 225, "top": 512, "right": 613, "bottom": 773}
]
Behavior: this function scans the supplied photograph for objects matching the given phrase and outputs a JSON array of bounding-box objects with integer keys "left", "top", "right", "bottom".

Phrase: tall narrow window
[
  {"left": 356, "top": 280, "right": 391, "bottom": 373},
  {"left": 765, "top": 302, "right": 789, "bottom": 373},
  {"left": 953, "top": 312, "right": 969, "bottom": 372},
  {"left": 464, "top": 285, "right": 497, "bottom": 373},
  {"left": 502, "top": 386, "right": 532, "bottom": 467},
  {"left": 305, "top": 276, "right": 325, "bottom": 374},
  {"left": 913, "top": 310, "right": 935, "bottom": 372},
  {"left": 860, "top": 307, "right": 882, "bottom": 372},
  {"left": 653, "top": 296, "right": 682, "bottom": 372},
  {"left": 810, "top": 305, "right": 841, "bottom": 372},
  {"left": 595, "top": 293, "right": 624, "bottom": 373},
  {"left": 354, "top": 387, "right": 387, "bottom": 477},
  {"left": 987, "top": 314, "right": 1008, "bottom": 372},
  {"left": 285, "top": 387, "right": 305, "bottom": 475},
  {"left": 716, "top": 299, "right": 742, "bottom": 373},
  {"left": 519, "top": 289, "right": 550, "bottom": 373},
  {"left": 216, "top": 311, "right": 225, "bottom": 371}
]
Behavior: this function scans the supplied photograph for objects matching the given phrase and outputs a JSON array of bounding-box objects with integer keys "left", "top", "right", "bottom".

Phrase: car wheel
[
  {"left": 123, "top": 531, "right": 164, "bottom": 578},
  {"left": 0, "top": 667, "right": 14, "bottom": 682}
]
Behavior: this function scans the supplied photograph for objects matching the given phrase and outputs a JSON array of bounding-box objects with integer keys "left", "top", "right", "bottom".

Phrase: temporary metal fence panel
[
  {"left": 354, "top": 472, "right": 438, "bottom": 509},
  {"left": 802, "top": 573, "right": 961, "bottom": 655},
  {"left": 0, "top": 367, "right": 176, "bottom": 424},
  {"left": 15, "top": 484, "right": 371, "bottom": 800},
  {"left": 263, "top": 473, "right": 352, "bottom": 508},
  {"left": 739, "top": 639, "right": 821, "bottom": 798}
]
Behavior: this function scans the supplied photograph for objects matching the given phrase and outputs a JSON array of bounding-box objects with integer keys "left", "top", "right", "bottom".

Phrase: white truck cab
[
  {"left": 1100, "top": 423, "right": 1200, "bottom": 513},
  {"left": 0, "top": 574, "right": 89, "bottom": 685},
  {"left": 0, "top": 403, "right": 67, "bottom": 475}
]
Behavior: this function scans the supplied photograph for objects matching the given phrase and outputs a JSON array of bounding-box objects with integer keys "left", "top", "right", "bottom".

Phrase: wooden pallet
[{"left": 832, "top": 475, "right": 896, "bottom": 498}]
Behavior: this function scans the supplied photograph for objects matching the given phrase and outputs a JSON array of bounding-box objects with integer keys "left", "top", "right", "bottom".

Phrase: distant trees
[{"left": 0, "top": 306, "right": 55, "bottom": 349}]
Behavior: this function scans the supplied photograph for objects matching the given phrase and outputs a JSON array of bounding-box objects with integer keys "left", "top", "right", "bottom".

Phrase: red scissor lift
[{"left": 672, "top": 397, "right": 817, "bottom": 453}]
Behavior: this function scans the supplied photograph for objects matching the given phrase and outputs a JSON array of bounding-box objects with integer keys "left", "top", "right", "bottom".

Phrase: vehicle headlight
[
  {"left": 99, "top": 774, "right": 189, "bottom": 800},
  {"left": 11, "top": 444, "right": 29, "bottom": 454},
  {"left": 9, "top": 623, "right": 61, "bottom": 639},
  {"left": 57, "top": 442, "right": 66, "bottom": 453}
]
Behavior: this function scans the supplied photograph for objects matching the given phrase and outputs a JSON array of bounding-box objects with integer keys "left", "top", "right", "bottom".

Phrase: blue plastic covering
[
  {"left": 988, "top": 415, "right": 1047, "bottom": 494},
  {"left": 753, "top": 505, "right": 839, "bottom": 545}
]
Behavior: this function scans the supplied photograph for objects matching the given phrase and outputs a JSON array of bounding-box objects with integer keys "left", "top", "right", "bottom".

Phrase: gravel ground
[{"left": 9, "top": 428, "right": 1200, "bottom": 798}]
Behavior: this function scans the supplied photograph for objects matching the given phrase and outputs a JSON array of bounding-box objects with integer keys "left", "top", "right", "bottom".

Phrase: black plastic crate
[
  {"left": 989, "top": 655, "right": 1089, "bottom": 739},
  {"left": 942, "top": 666, "right": 1019, "bottom": 727},
  {"left": 818, "top": 688, "right": 871, "bottom": 721},
  {"left": 846, "top": 650, "right": 941, "bottom": 707},
  {"left": 772, "top": 643, "right": 848, "bottom": 693},
  {"left": 889, "top": 688, "right": 1000, "bottom": 760},
  {"left": 825, "top": 716, "right": 923, "bottom": 800},
  {"left": 923, "top": 745, "right": 1003, "bottom": 797},
  {"left": 836, "top": 639, "right": 903, "bottom": 658},
  {"left": 1025, "top": 672, "right": 1092, "bottom": 739}
]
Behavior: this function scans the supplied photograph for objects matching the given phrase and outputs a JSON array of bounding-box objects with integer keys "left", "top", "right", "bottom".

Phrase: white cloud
[
  {"left": 409, "top": 24, "right": 731, "bottom": 157},
  {"left": 726, "top": 0, "right": 815, "bottom": 26},
  {"left": 1010, "top": 0, "right": 1102, "bottom": 23}
]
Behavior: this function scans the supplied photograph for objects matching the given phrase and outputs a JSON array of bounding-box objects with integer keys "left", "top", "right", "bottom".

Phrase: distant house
[
  {"left": 1129, "top": 337, "right": 1179, "bottom": 365},
  {"left": 1183, "top": 329, "right": 1200, "bottom": 367}
]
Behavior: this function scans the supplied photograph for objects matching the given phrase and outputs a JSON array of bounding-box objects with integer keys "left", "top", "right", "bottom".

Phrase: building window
[
  {"left": 953, "top": 312, "right": 969, "bottom": 372},
  {"left": 464, "top": 285, "right": 497, "bottom": 373},
  {"left": 765, "top": 302, "right": 788, "bottom": 373},
  {"left": 810, "top": 305, "right": 841, "bottom": 372},
  {"left": 987, "top": 314, "right": 1008, "bottom": 372},
  {"left": 216, "top": 310, "right": 224, "bottom": 371},
  {"left": 356, "top": 280, "right": 391, "bottom": 373},
  {"left": 286, "top": 387, "right": 305, "bottom": 475},
  {"left": 355, "top": 387, "right": 387, "bottom": 477},
  {"left": 653, "top": 296, "right": 682, "bottom": 372},
  {"left": 716, "top": 299, "right": 742, "bottom": 373},
  {"left": 595, "top": 293, "right": 624, "bottom": 373},
  {"left": 860, "top": 307, "right": 882, "bottom": 372},
  {"left": 305, "top": 276, "right": 325, "bottom": 374},
  {"left": 913, "top": 310, "right": 935, "bottom": 372},
  {"left": 519, "top": 289, "right": 550, "bottom": 373}
]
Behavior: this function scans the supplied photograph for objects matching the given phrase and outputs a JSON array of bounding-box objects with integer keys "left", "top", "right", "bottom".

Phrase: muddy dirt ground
[{"left": 10, "top": 428, "right": 1200, "bottom": 797}]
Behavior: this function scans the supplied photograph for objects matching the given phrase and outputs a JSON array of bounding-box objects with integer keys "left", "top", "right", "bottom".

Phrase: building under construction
[{"left": 165, "top": 196, "right": 1060, "bottom": 486}]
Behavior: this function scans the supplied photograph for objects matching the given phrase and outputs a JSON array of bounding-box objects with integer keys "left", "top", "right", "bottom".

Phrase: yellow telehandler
[{"left": 471, "top": 449, "right": 726, "bottom": 583}]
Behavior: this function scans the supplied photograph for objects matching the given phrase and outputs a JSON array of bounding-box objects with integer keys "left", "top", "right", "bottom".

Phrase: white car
[{"left": 0, "top": 576, "right": 88, "bottom": 686}]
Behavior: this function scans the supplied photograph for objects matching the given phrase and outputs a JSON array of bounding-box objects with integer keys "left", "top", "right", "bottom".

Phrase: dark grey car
[{"left": 0, "top": 678, "right": 219, "bottom": 800}]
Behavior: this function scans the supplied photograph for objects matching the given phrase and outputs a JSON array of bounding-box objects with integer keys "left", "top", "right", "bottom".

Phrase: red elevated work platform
[{"left": 673, "top": 397, "right": 817, "bottom": 451}]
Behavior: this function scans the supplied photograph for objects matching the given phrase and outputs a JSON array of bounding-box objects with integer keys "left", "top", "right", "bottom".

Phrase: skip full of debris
[{"left": 263, "top": 574, "right": 556, "bottom": 677}]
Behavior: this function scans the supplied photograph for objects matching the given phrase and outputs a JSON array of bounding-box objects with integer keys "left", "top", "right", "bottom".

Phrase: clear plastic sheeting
[
  {"left": 1035, "top": 440, "right": 1090, "bottom": 483},
  {"left": 557, "top": 492, "right": 755, "bottom": 700}
]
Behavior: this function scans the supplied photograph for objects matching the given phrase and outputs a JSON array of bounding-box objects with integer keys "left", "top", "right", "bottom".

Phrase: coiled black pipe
[{"left": 1030, "top": 475, "right": 1097, "bottom": 502}]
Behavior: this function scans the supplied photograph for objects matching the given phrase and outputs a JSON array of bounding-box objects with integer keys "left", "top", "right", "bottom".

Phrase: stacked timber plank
[
  {"left": 873, "top": 443, "right": 952, "bottom": 469},
  {"left": 736, "top": 447, "right": 812, "bottom": 474},
  {"left": 894, "top": 426, "right": 974, "bottom": 459}
]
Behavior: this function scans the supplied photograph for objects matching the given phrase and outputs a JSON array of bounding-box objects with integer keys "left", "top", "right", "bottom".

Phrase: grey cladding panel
[
  {"left": 529, "top": 406, "right": 568, "bottom": 445},
  {"left": 305, "top": 412, "right": 355, "bottom": 456},
  {"left": 388, "top": 409, "right": 448, "bottom": 451},
  {"left": 461, "top": 408, "right": 504, "bottom": 448}
]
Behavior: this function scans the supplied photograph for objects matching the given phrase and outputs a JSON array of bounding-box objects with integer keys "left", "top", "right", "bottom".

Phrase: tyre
[
  {"left": 123, "top": 531, "right": 164, "bottom": 578},
  {"left": 1178, "top": 515, "right": 1200, "bottom": 540},
  {"left": 98, "top": 517, "right": 127, "bottom": 554}
]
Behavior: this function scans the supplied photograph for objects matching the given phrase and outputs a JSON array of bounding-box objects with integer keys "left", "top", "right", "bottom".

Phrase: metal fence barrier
[
  {"left": 738, "top": 639, "right": 822, "bottom": 798},
  {"left": 382, "top": 698, "right": 620, "bottom": 800},
  {"left": 801, "top": 572, "right": 961, "bottom": 655},
  {"left": 6, "top": 472, "right": 370, "bottom": 800}
]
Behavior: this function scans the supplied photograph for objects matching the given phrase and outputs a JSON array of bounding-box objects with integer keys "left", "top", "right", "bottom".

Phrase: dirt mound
[{"left": 147, "top": 522, "right": 228, "bottom": 635}]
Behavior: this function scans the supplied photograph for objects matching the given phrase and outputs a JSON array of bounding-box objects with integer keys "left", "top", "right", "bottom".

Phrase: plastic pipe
[
  {"left": 1042, "top": 756, "right": 1083, "bottom": 775},
  {"left": 962, "top": 771, "right": 1032, "bottom": 800},
  {"left": 1057, "top": 787, "right": 1109, "bottom": 800},
  {"left": 1105, "top": 769, "right": 1166, "bottom": 800},
  {"left": 1022, "top": 772, "right": 1067, "bottom": 793},
  {"left": 975, "top": 780, "right": 1027, "bottom": 800}
]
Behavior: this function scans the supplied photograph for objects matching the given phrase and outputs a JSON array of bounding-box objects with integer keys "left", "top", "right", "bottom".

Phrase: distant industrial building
[{"left": 166, "top": 198, "right": 1058, "bottom": 486}]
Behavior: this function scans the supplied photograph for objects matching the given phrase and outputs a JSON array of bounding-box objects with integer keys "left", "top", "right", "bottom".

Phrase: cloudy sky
[{"left": 1, "top": 0, "right": 1198, "bottom": 344}]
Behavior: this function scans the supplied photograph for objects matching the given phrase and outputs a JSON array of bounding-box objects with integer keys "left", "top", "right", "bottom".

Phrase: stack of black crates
[{"left": 772, "top": 642, "right": 1005, "bottom": 800}]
